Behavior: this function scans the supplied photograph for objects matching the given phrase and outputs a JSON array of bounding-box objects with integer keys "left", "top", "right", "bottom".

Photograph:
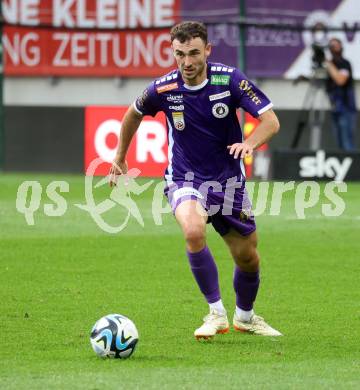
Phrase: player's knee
[
  {"left": 183, "top": 224, "right": 206, "bottom": 247},
  {"left": 184, "top": 226, "right": 205, "bottom": 244},
  {"left": 233, "top": 247, "right": 259, "bottom": 271}
]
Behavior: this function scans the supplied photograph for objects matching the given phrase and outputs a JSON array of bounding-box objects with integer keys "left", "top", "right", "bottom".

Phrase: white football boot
[
  {"left": 233, "top": 313, "right": 282, "bottom": 336},
  {"left": 194, "top": 309, "right": 229, "bottom": 340}
]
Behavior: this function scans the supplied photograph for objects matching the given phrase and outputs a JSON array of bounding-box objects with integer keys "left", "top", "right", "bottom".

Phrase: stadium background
[
  {"left": 1, "top": 0, "right": 359, "bottom": 176},
  {"left": 1, "top": 1, "right": 360, "bottom": 389}
]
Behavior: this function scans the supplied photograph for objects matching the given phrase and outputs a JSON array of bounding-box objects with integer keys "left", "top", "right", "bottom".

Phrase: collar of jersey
[{"left": 183, "top": 78, "right": 209, "bottom": 90}]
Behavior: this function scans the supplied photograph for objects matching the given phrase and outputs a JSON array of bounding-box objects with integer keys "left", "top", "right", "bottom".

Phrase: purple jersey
[{"left": 134, "top": 62, "right": 273, "bottom": 185}]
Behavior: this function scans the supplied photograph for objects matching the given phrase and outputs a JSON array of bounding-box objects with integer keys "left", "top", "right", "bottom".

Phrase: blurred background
[{"left": 1, "top": 0, "right": 359, "bottom": 180}]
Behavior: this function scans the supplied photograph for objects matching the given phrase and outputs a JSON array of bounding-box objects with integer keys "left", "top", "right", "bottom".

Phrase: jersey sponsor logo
[
  {"left": 210, "top": 75, "right": 230, "bottom": 85},
  {"left": 167, "top": 94, "right": 183, "bottom": 103},
  {"left": 209, "top": 90, "right": 231, "bottom": 101},
  {"left": 169, "top": 105, "right": 184, "bottom": 111},
  {"left": 239, "top": 80, "right": 262, "bottom": 105},
  {"left": 299, "top": 150, "right": 352, "bottom": 181},
  {"left": 172, "top": 112, "right": 185, "bottom": 130},
  {"left": 212, "top": 102, "right": 229, "bottom": 118},
  {"left": 156, "top": 82, "right": 178, "bottom": 94}
]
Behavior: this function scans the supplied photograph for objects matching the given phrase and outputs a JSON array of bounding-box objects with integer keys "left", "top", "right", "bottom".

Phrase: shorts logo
[
  {"left": 169, "top": 105, "right": 184, "bottom": 111},
  {"left": 211, "top": 75, "right": 230, "bottom": 85},
  {"left": 156, "top": 82, "right": 178, "bottom": 94},
  {"left": 209, "top": 90, "right": 231, "bottom": 101},
  {"left": 172, "top": 112, "right": 185, "bottom": 130},
  {"left": 239, "top": 210, "right": 249, "bottom": 222},
  {"left": 212, "top": 103, "right": 229, "bottom": 118}
]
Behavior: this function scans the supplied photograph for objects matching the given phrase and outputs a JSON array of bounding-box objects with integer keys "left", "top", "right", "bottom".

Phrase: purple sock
[
  {"left": 187, "top": 246, "right": 221, "bottom": 304},
  {"left": 233, "top": 267, "right": 260, "bottom": 311}
]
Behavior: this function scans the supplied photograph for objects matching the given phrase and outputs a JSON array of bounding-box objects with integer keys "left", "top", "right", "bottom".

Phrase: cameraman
[{"left": 325, "top": 38, "right": 357, "bottom": 151}]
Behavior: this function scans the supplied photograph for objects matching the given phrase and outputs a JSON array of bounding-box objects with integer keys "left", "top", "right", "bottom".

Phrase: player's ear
[{"left": 205, "top": 42, "right": 212, "bottom": 57}]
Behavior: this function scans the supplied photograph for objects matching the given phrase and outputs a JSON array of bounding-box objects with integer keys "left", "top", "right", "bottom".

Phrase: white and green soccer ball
[{"left": 90, "top": 314, "right": 139, "bottom": 359}]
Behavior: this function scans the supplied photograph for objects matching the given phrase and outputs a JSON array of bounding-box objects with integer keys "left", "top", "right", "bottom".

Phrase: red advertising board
[
  {"left": 85, "top": 106, "right": 168, "bottom": 176},
  {"left": 3, "top": 0, "right": 180, "bottom": 76},
  {"left": 85, "top": 107, "right": 264, "bottom": 178}
]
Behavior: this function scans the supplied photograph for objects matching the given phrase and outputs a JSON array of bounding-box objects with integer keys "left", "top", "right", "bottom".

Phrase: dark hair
[
  {"left": 170, "top": 21, "right": 208, "bottom": 44},
  {"left": 329, "top": 37, "right": 342, "bottom": 46}
]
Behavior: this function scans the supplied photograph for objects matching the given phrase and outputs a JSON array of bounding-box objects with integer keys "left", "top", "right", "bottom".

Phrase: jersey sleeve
[
  {"left": 335, "top": 59, "right": 351, "bottom": 76},
  {"left": 133, "top": 82, "right": 160, "bottom": 117},
  {"left": 230, "top": 69, "right": 273, "bottom": 117}
]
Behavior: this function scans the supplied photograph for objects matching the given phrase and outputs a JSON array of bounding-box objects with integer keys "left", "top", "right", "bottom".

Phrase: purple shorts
[{"left": 164, "top": 181, "right": 256, "bottom": 237}]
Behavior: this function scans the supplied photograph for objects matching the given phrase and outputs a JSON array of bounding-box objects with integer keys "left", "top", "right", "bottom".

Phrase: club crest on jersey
[
  {"left": 172, "top": 112, "right": 185, "bottom": 130},
  {"left": 211, "top": 75, "right": 230, "bottom": 85},
  {"left": 212, "top": 103, "right": 229, "bottom": 118}
]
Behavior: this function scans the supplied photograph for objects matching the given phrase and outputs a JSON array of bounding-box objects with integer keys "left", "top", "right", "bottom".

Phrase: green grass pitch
[{"left": 1, "top": 173, "right": 359, "bottom": 389}]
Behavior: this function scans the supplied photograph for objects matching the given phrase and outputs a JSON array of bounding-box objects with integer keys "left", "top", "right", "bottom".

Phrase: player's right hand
[
  {"left": 227, "top": 142, "right": 254, "bottom": 159},
  {"left": 108, "top": 159, "right": 128, "bottom": 187}
]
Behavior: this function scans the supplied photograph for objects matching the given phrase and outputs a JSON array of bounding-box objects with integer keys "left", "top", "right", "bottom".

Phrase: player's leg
[
  {"left": 175, "top": 199, "right": 229, "bottom": 338},
  {"left": 222, "top": 228, "right": 282, "bottom": 336},
  {"left": 175, "top": 199, "right": 222, "bottom": 307},
  {"left": 175, "top": 198, "right": 207, "bottom": 252},
  {"left": 222, "top": 229, "right": 260, "bottom": 320}
]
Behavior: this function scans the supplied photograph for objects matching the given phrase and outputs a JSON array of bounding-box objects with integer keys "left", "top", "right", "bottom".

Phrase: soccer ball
[{"left": 90, "top": 314, "right": 139, "bottom": 359}]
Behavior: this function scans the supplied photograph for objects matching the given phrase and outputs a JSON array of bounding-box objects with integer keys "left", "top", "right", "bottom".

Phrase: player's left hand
[{"left": 227, "top": 143, "right": 254, "bottom": 159}]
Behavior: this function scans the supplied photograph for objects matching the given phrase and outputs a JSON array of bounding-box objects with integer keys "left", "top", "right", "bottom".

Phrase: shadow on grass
[{"left": 86, "top": 354, "right": 185, "bottom": 364}]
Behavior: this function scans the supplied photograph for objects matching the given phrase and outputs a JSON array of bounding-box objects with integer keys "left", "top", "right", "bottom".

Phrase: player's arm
[
  {"left": 228, "top": 110, "right": 280, "bottom": 159},
  {"left": 228, "top": 70, "right": 280, "bottom": 159},
  {"left": 109, "top": 105, "right": 143, "bottom": 186},
  {"left": 325, "top": 61, "right": 349, "bottom": 86}
]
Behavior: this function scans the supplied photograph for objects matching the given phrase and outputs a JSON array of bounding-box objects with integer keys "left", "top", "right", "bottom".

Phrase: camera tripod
[{"left": 291, "top": 69, "right": 328, "bottom": 150}]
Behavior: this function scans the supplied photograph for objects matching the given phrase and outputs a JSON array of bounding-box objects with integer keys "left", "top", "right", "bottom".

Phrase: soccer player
[{"left": 109, "top": 21, "right": 281, "bottom": 339}]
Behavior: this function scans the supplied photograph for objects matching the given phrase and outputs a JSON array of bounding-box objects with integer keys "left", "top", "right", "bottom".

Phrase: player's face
[
  {"left": 172, "top": 38, "right": 211, "bottom": 85},
  {"left": 329, "top": 40, "right": 342, "bottom": 57}
]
